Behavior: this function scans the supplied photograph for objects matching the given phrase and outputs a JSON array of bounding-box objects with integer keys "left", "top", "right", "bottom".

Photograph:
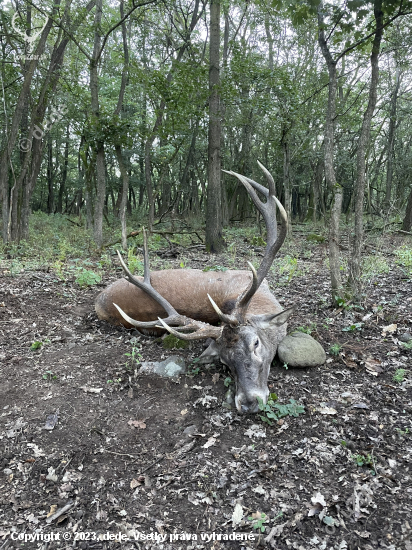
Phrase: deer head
[{"left": 113, "top": 162, "right": 294, "bottom": 414}]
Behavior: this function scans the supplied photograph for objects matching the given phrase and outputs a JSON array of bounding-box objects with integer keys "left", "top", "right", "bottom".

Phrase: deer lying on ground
[{"left": 95, "top": 162, "right": 295, "bottom": 414}]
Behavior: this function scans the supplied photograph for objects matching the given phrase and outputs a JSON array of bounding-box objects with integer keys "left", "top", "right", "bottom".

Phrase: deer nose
[{"left": 241, "top": 400, "right": 259, "bottom": 414}]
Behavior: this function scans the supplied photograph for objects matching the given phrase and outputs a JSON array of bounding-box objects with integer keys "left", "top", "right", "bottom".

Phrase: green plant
[
  {"left": 394, "top": 245, "right": 412, "bottom": 277},
  {"left": 203, "top": 265, "right": 228, "bottom": 272},
  {"left": 400, "top": 341, "right": 412, "bottom": 350},
  {"left": 361, "top": 255, "right": 390, "bottom": 279},
  {"left": 125, "top": 345, "right": 143, "bottom": 368},
  {"left": 223, "top": 377, "right": 232, "bottom": 387},
  {"left": 329, "top": 343, "right": 342, "bottom": 356},
  {"left": 342, "top": 322, "right": 363, "bottom": 332},
  {"left": 248, "top": 512, "right": 267, "bottom": 533},
  {"left": 393, "top": 368, "right": 407, "bottom": 383},
  {"left": 250, "top": 235, "right": 266, "bottom": 246},
  {"left": 396, "top": 427, "right": 410, "bottom": 437},
  {"left": 31, "top": 341, "right": 43, "bottom": 350},
  {"left": 351, "top": 453, "right": 373, "bottom": 468},
  {"left": 126, "top": 247, "right": 144, "bottom": 275},
  {"left": 74, "top": 267, "right": 101, "bottom": 287},
  {"left": 272, "top": 255, "right": 303, "bottom": 284},
  {"left": 257, "top": 394, "right": 305, "bottom": 426},
  {"left": 295, "top": 323, "right": 317, "bottom": 335},
  {"left": 107, "top": 378, "right": 122, "bottom": 384},
  {"left": 187, "top": 365, "right": 200, "bottom": 377},
  {"left": 162, "top": 334, "right": 189, "bottom": 350},
  {"left": 42, "top": 370, "right": 57, "bottom": 381},
  {"left": 306, "top": 233, "right": 325, "bottom": 243}
]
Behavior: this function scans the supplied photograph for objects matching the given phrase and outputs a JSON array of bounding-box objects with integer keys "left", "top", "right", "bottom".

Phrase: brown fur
[{"left": 95, "top": 269, "right": 282, "bottom": 328}]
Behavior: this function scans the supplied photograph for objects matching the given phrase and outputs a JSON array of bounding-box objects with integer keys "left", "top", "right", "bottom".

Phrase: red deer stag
[{"left": 95, "top": 161, "right": 295, "bottom": 414}]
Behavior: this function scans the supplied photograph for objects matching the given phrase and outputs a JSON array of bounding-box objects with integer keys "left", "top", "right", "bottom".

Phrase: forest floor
[{"left": 0, "top": 226, "right": 411, "bottom": 550}]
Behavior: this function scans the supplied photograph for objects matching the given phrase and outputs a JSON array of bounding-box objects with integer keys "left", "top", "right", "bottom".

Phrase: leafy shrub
[
  {"left": 74, "top": 267, "right": 101, "bottom": 287},
  {"left": 257, "top": 393, "right": 305, "bottom": 426},
  {"left": 395, "top": 245, "right": 412, "bottom": 277},
  {"left": 361, "top": 255, "right": 390, "bottom": 279}
]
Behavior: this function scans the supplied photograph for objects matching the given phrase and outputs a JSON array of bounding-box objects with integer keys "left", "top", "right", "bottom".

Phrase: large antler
[
  {"left": 213, "top": 160, "right": 287, "bottom": 325},
  {"left": 113, "top": 229, "right": 222, "bottom": 340}
]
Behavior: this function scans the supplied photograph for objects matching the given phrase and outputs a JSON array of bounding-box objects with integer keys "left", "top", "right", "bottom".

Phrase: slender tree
[{"left": 206, "top": 0, "right": 225, "bottom": 253}]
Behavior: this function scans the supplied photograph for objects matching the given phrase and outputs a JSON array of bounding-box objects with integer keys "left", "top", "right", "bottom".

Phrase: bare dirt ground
[{"left": 0, "top": 231, "right": 411, "bottom": 550}]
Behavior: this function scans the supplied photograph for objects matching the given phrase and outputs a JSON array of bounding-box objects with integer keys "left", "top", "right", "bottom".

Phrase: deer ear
[
  {"left": 197, "top": 340, "right": 220, "bottom": 364},
  {"left": 250, "top": 305, "right": 296, "bottom": 329}
]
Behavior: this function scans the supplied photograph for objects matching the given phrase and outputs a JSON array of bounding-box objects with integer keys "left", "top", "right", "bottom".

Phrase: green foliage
[
  {"left": 272, "top": 255, "right": 304, "bottom": 285},
  {"left": 31, "top": 341, "right": 43, "bottom": 350},
  {"left": 203, "top": 265, "right": 229, "bottom": 272},
  {"left": 393, "top": 369, "right": 407, "bottom": 383},
  {"left": 248, "top": 513, "right": 267, "bottom": 533},
  {"left": 351, "top": 453, "right": 374, "bottom": 468},
  {"left": 162, "top": 334, "right": 189, "bottom": 350},
  {"left": 400, "top": 341, "right": 412, "bottom": 350},
  {"left": 394, "top": 246, "right": 412, "bottom": 277},
  {"left": 342, "top": 322, "right": 363, "bottom": 332},
  {"left": 306, "top": 233, "right": 325, "bottom": 243},
  {"left": 125, "top": 345, "right": 142, "bottom": 368},
  {"left": 329, "top": 343, "right": 342, "bottom": 356},
  {"left": 224, "top": 376, "right": 232, "bottom": 387},
  {"left": 127, "top": 248, "right": 144, "bottom": 276},
  {"left": 361, "top": 255, "right": 390, "bottom": 279},
  {"left": 74, "top": 267, "right": 101, "bottom": 287},
  {"left": 257, "top": 394, "right": 305, "bottom": 426},
  {"left": 250, "top": 235, "right": 266, "bottom": 246},
  {"left": 42, "top": 370, "right": 57, "bottom": 381},
  {"left": 295, "top": 323, "right": 317, "bottom": 335}
]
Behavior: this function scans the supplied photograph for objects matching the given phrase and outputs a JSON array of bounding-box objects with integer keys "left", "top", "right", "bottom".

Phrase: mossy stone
[{"left": 162, "top": 334, "right": 190, "bottom": 350}]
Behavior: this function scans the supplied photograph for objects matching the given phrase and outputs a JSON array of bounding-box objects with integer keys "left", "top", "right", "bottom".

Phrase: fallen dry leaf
[
  {"left": 80, "top": 386, "right": 103, "bottom": 394},
  {"left": 364, "top": 356, "right": 383, "bottom": 376},
  {"left": 382, "top": 323, "right": 397, "bottom": 336},
  {"left": 127, "top": 420, "right": 146, "bottom": 429}
]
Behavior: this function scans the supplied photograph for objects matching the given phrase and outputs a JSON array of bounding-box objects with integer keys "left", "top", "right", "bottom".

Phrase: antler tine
[
  {"left": 157, "top": 317, "right": 222, "bottom": 341},
  {"left": 207, "top": 294, "right": 238, "bottom": 326},
  {"left": 222, "top": 169, "right": 270, "bottom": 199},
  {"left": 113, "top": 303, "right": 165, "bottom": 329},
  {"left": 224, "top": 162, "right": 288, "bottom": 320},
  {"left": 257, "top": 159, "right": 277, "bottom": 197},
  {"left": 116, "top": 235, "right": 178, "bottom": 319}
]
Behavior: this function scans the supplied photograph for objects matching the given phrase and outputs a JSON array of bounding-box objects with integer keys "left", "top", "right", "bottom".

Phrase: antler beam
[
  {"left": 114, "top": 229, "right": 222, "bottom": 339},
  {"left": 223, "top": 161, "right": 288, "bottom": 322}
]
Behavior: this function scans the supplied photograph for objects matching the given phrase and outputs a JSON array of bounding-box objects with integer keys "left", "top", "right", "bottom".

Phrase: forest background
[{"left": 1, "top": 0, "right": 412, "bottom": 303}]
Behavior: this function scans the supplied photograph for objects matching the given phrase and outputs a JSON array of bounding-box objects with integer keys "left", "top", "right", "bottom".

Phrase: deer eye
[{"left": 254, "top": 339, "right": 259, "bottom": 348}]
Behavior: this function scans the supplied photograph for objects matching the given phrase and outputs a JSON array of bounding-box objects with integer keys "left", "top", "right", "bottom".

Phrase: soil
[{"left": 0, "top": 232, "right": 411, "bottom": 550}]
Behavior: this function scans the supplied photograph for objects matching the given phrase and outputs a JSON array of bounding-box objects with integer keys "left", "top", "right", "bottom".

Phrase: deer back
[{"left": 95, "top": 269, "right": 282, "bottom": 331}]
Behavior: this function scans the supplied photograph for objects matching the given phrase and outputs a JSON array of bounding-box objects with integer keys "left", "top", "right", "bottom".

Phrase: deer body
[
  {"left": 95, "top": 162, "right": 296, "bottom": 414},
  {"left": 95, "top": 270, "right": 282, "bottom": 329}
]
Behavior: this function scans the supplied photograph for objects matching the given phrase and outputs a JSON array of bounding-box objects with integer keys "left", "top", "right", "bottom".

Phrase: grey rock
[
  {"left": 399, "top": 332, "right": 412, "bottom": 343},
  {"left": 277, "top": 332, "right": 326, "bottom": 367},
  {"left": 140, "top": 355, "right": 186, "bottom": 377},
  {"left": 183, "top": 425, "right": 198, "bottom": 436}
]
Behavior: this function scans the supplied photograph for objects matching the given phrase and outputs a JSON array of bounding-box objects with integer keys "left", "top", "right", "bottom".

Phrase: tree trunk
[
  {"left": 0, "top": 8, "right": 56, "bottom": 242},
  {"left": 402, "top": 185, "right": 412, "bottom": 231},
  {"left": 90, "top": 0, "right": 105, "bottom": 248},
  {"left": 348, "top": 0, "right": 383, "bottom": 299},
  {"left": 113, "top": 0, "right": 130, "bottom": 250},
  {"left": 318, "top": 2, "right": 343, "bottom": 303},
  {"left": 282, "top": 135, "right": 293, "bottom": 235},
  {"left": 57, "top": 124, "right": 70, "bottom": 214},
  {"left": 384, "top": 66, "right": 401, "bottom": 208},
  {"left": 205, "top": 0, "right": 225, "bottom": 253}
]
